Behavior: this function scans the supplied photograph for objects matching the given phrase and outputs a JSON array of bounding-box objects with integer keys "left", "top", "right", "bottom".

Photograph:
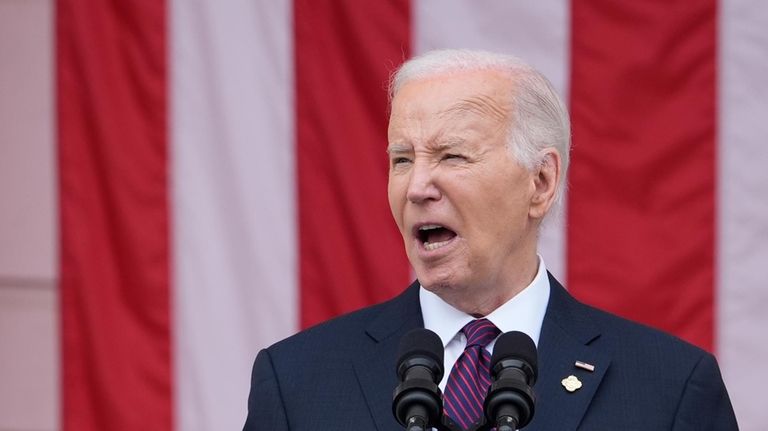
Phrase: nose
[{"left": 406, "top": 160, "right": 441, "bottom": 204}]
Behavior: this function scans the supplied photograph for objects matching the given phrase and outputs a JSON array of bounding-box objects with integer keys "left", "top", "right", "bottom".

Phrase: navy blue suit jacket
[{"left": 244, "top": 274, "right": 738, "bottom": 430}]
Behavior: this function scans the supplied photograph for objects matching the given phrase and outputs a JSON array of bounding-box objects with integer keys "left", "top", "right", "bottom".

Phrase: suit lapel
[
  {"left": 528, "top": 274, "right": 611, "bottom": 431},
  {"left": 353, "top": 282, "right": 423, "bottom": 431},
  {"left": 351, "top": 276, "right": 611, "bottom": 431}
]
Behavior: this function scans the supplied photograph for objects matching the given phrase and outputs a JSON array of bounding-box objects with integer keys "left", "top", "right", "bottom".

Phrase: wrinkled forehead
[
  {"left": 387, "top": 70, "right": 514, "bottom": 143},
  {"left": 389, "top": 69, "right": 514, "bottom": 122}
]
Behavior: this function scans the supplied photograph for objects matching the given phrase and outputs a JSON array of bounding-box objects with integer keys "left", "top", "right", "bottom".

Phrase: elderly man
[{"left": 243, "top": 50, "right": 737, "bottom": 431}]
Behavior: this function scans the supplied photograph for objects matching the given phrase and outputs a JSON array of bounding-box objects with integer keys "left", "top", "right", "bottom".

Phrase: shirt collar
[{"left": 419, "top": 256, "right": 551, "bottom": 348}]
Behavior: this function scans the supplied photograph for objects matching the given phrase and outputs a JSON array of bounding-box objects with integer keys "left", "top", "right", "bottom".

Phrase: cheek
[
  {"left": 387, "top": 182, "right": 405, "bottom": 226},
  {"left": 469, "top": 175, "right": 531, "bottom": 233}
]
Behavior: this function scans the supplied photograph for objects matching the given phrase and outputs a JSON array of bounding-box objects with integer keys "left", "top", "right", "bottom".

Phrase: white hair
[{"left": 390, "top": 49, "right": 571, "bottom": 203}]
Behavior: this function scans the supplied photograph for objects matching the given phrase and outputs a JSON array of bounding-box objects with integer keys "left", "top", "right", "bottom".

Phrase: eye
[
  {"left": 391, "top": 156, "right": 412, "bottom": 166},
  {"left": 443, "top": 153, "right": 465, "bottom": 161}
]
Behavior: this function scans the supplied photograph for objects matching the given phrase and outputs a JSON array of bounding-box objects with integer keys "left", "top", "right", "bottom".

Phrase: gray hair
[{"left": 390, "top": 49, "right": 571, "bottom": 203}]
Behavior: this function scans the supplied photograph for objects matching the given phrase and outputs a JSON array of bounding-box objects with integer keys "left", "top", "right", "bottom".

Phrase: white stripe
[
  {"left": 170, "top": 1, "right": 296, "bottom": 429},
  {"left": 718, "top": 0, "right": 768, "bottom": 428},
  {"left": 412, "top": 0, "right": 570, "bottom": 281}
]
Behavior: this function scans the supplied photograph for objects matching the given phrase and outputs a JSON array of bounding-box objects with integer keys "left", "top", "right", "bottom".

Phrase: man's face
[{"left": 387, "top": 69, "right": 540, "bottom": 303}]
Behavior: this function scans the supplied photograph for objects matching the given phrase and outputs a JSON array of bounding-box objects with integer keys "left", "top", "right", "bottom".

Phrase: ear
[{"left": 529, "top": 148, "right": 562, "bottom": 220}]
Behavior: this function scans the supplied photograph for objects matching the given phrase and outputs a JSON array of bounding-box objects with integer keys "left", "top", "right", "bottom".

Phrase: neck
[{"left": 442, "top": 251, "right": 540, "bottom": 317}]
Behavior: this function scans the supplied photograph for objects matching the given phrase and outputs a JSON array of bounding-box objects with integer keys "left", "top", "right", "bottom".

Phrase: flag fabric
[{"left": 56, "top": 0, "right": 768, "bottom": 430}]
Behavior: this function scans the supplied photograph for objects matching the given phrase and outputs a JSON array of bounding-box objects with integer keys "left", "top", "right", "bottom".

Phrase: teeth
[
  {"left": 419, "top": 224, "right": 443, "bottom": 231},
  {"left": 418, "top": 224, "right": 452, "bottom": 251},
  {"left": 424, "top": 240, "right": 451, "bottom": 251}
]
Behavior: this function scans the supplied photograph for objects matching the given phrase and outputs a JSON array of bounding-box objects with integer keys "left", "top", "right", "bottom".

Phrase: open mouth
[{"left": 416, "top": 224, "right": 457, "bottom": 251}]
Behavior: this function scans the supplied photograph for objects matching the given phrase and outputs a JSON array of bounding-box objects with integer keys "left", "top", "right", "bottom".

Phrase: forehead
[{"left": 389, "top": 69, "right": 513, "bottom": 121}]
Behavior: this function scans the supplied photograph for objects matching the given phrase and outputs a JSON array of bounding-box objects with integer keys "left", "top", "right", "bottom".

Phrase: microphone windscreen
[
  {"left": 396, "top": 328, "right": 444, "bottom": 370},
  {"left": 491, "top": 331, "right": 538, "bottom": 378}
]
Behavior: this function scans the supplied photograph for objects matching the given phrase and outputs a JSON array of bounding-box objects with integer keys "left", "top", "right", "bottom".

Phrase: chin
[
  {"left": 420, "top": 273, "right": 485, "bottom": 315},
  {"left": 415, "top": 268, "right": 462, "bottom": 293}
]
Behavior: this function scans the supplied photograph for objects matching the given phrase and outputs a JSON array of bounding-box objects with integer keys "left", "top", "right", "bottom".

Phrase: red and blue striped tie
[{"left": 443, "top": 319, "right": 501, "bottom": 430}]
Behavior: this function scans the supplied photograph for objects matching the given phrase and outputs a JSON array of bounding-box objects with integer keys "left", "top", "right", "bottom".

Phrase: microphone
[
  {"left": 392, "top": 328, "right": 444, "bottom": 431},
  {"left": 483, "top": 331, "right": 537, "bottom": 430}
]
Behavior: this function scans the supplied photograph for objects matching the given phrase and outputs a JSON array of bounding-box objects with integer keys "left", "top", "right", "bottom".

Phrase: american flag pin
[{"left": 575, "top": 361, "right": 595, "bottom": 372}]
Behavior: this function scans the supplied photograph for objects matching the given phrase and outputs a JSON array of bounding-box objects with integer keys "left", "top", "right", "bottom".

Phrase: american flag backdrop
[{"left": 52, "top": 0, "right": 768, "bottom": 430}]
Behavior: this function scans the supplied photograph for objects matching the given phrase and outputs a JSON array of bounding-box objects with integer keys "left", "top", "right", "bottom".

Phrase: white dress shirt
[{"left": 419, "top": 257, "right": 551, "bottom": 390}]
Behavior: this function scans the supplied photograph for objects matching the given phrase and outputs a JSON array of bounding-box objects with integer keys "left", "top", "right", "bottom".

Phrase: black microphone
[
  {"left": 483, "top": 331, "right": 537, "bottom": 430},
  {"left": 392, "top": 328, "right": 444, "bottom": 431}
]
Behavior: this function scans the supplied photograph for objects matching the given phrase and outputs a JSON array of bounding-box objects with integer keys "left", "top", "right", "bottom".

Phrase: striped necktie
[{"left": 443, "top": 319, "right": 501, "bottom": 430}]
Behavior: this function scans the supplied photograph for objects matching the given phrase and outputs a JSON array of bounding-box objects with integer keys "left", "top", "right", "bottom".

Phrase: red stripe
[
  {"left": 443, "top": 396, "right": 470, "bottom": 429},
  {"left": 445, "top": 381, "right": 475, "bottom": 429},
  {"left": 454, "top": 363, "right": 483, "bottom": 405},
  {"left": 568, "top": 1, "right": 717, "bottom": 350},
  {"left": 478, "top": 353, "right": 492, "bottom": 388},
  {"left": 443, "top": 397, "right": 457, "bottom": 418},
  {"left": 466, "top": 326, "right": 496, "bottom": 345},
  {"left": 444, "top": 349, "right": 486, "bottom": 426},
  {"left": 294, "top": 0, "right": 412, "bottom": 327},
  {"left": 478, "top": 372, "right": 492, "bottom": 389},
  {"left": 57, "top": 1, "right": 171, "bottom": 429}
]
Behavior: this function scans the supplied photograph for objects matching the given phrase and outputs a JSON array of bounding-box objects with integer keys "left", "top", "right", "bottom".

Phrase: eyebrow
[
  {"left": 433, "top": 138, "right": 466, "bottom": 152},
  {"left": 386, "top": 138, "right": 467, "bottom": 155},
  {"left": 386, "top": 144, "right": 412, "bottom": 154}
]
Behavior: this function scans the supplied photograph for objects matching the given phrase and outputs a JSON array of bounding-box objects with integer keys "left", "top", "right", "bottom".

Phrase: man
[{"left": 244, "top": 49, "right": 737, "bottom": 430}]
